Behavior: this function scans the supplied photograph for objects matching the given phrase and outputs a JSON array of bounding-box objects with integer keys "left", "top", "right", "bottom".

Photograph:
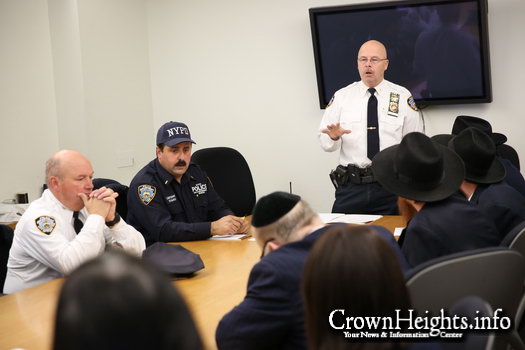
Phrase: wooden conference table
[{"left": 0, "top": 216, "right": 404, "bottom": 350}]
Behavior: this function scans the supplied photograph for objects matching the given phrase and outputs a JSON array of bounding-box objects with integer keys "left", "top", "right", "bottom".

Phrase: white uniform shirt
[
  {"left": 319, "top": 79, "right": 422, "bottom": 168},
  {"left": 3, "top": 189, "right": 146, "bottom": 294}
]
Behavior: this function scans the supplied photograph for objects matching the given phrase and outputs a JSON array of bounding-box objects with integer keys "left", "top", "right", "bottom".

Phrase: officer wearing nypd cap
[
  {"left": 319, "top": 40, "right": 422, "bottom": 215},
  {"left": 127, "top": 121, "right": 249, "bottom": 245}
]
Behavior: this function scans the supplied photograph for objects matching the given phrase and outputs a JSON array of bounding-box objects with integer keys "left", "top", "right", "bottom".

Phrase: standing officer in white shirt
[
  {"left": 3, "top": 150, "right": 145, "bottom": 294},
  {"left": 319, "top": 40, "right": 422, "bottom": 214}
]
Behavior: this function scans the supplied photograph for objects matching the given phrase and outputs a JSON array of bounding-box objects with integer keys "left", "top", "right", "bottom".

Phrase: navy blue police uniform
[{"left": 127, "top": 159, "right": 232, "bottom": 245}]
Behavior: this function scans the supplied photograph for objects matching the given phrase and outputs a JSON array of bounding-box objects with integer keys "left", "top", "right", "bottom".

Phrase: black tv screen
[{"left": 309, "top": 0, "right": 492, "bottom": 109}]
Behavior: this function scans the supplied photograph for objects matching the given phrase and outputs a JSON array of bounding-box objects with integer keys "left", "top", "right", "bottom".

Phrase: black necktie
[
  {"left": 367, "top": 88, "right": 379, "bottom": 160},
  {"left": 73, "top": 211, "right": 84, "bottom": 234}
]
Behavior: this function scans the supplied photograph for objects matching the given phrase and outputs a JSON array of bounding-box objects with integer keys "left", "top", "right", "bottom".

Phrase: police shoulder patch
[
  {"left": 138, "top": 184, "right": 156, "bottom": 205},
  {"left": 35, "top": 216, "right": 56, "bottom": 235},
  {"left": 407, "top": 96, "right": 419, "bottom": 111}
]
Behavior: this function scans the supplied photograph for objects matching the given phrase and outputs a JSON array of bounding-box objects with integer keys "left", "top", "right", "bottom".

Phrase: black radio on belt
[{"left": 329, "top": 164, "right": 376, "bottom": 189}]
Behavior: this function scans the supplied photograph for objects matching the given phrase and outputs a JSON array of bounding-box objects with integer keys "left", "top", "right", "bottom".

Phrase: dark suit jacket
[
  {"left": 401, "top": 196, "right": 500, "bottom": 268},
  {"left": 215, "top": 224, "right": 406, "bottom": 350},
  {"left": 500, "top": 157, "right": 525, "bottom": 198},
  {"left": 472, "top": 182, "right": 525, "bottom": 241}
]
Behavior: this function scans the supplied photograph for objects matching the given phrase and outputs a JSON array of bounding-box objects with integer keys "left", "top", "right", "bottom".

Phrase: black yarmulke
[{"left": 251, "top": 192, "right": 301, "bottom": 228}]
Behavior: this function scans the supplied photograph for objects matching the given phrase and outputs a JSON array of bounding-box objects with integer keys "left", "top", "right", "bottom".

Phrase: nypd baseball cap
[
  {"left": 142, "top": 242, "right": 204, "bottom": 277},
  {"left": 156, "top": 121, "right": 196, "bottom": 147}
]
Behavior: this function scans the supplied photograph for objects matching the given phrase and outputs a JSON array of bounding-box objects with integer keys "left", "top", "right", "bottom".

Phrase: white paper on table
[
  {"left": 393, "top": 227, "right": 405, "bottom": 237},
  {"left": 0, "top": 203, "right": 30, "bottom": 222},
  {"left": 209, "top": 234, "right": 248, "bottom": 241},
  {"left": 318, "top": 213, "right": 346, "bottom": 223},
  {"left": 329, "top": 214, "right": 383, "bottom": 224}
]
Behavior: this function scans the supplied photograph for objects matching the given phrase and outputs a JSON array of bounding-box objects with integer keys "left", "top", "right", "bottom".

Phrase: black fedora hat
[
  {"left": 449, "top": 127, "right": 505, "bottom": 184},
  {"left": 372, "top": 132, "right": 465, "bottom": 202},
  {"left": 452, "top": 115, "right": 507, "bottom": 146},
  {"left": 430, "top": 134, "right": 454, "bottom": 147}
]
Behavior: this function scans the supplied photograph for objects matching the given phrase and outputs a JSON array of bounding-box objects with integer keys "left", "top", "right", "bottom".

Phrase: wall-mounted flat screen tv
[{"left": 309, "top": 0, "right": 492, "bottom": 109}]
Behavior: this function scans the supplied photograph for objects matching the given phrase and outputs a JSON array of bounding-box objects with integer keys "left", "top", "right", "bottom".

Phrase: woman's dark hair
[
  {"left": 53, "top": 249, "right": 203, "bottom": 350},
  {"left": 302, "top": 225, "right": 411, "bottom": 350}
]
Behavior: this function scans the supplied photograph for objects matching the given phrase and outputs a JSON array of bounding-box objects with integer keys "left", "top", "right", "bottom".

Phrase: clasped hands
[
  {"left": 78, "top": 187, "right": 117, "bottom": 222},
  {"left": 211, "top": 215, "right": 250, "bottom": 236}
]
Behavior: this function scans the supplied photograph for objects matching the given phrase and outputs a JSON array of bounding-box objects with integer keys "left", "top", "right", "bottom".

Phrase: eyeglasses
[
  {"left": 260, "top": 239, "right": 275, "bottom": 259},
  {"left": 358, "top": 57, "right": 388, "bottom": 65}
]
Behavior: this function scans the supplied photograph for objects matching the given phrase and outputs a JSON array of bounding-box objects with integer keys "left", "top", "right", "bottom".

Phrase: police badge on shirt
[{"left": 388, "top": 92, "right": 400, "bottom": 117}]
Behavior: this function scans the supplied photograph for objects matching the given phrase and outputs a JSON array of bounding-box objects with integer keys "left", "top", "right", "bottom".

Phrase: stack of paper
[
  {"left": 209, "top": 234, "right": 250, "bottom": 241},
  {"left": 318, "top": 213, "right": 383, "bottom": 224}
]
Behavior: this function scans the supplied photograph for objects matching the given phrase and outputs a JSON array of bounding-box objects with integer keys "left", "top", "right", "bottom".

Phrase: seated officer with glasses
[
  {"left": 319, "top": 40, "right": 422, "bottom": 214},
  {"left": 216, "top": 191, "right": 408, "bottom": 350}
]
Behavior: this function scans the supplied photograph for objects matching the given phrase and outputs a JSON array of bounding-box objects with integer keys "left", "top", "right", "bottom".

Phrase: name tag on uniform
[
  {"left": 388, "top": 92, "right": 400, "bottom": 117},
  {"left": 165, "top": 194, "right": 177, "bottom": 203}
]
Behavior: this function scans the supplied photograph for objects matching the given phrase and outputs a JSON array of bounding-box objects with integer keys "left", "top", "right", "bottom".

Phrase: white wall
[
  {"left": 0, "top": 0, "right": 154, "bottom": 202},
  {"left": 0, "top": 0, "right": 59, "bottom": 201},
  {"left": 74, "top": 0, "right": 154, "bottom": 183},
  {"left": 1, "top": 0, "right": 524, "bottom": 212},
  {"left": 147, "top": 0, "right": 525, "bottom": 211}
]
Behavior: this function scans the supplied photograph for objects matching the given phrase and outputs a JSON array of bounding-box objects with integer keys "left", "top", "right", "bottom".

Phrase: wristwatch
[{"left": 105, "top": 212, "right": 121, "bottom": 227}]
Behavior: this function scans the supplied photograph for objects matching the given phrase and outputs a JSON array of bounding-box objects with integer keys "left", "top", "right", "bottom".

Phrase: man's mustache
[{"left": 175, "top": 160, "right": 187, "bottom": 167}]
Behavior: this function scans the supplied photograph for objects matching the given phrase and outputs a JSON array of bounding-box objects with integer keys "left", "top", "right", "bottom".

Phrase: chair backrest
[
  {"left": 441, "top": 296, "right": 495, "bottom": 350},
  {"left": 406, "top": 247, "right": 525, "bottom": 321},
  {"left": 191, "top": 147, "right": 256, "bottom": 216},
  {"left": 501, "top": 221, "right": 525, "bottom": 342},
  {"left": 501, "top": 220, "right": 525, "bottom": 258},
  {"left": 92, "top": 178, "right": 129, "bottom": 220},
  {"left": 0, "top": 224, "right": 14, "bottom": 293}
]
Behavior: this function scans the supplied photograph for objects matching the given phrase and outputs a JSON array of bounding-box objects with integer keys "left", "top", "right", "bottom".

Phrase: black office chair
[
  {"left": 501, "top": 221, "right": 525, "bottom": 341},
  {"left": 501, "top": 221, "right": 525, "bottom": 255},
  {"left": 0, "top": 224, "right": 14, "bottom": 295},
  {"left": 406, "top": 247, "right": 525, "bottom": 350},
  {"left": 191, "top": 147, "right": 256, "bottom": 217},
  {"left": 442, "top": 296, "right": 495, "bottom": 350},
  {"left": 92, "top": 178, "right": 129, "bottom": 220}
]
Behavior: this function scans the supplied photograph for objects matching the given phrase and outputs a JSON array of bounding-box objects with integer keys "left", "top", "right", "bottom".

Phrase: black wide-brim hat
[
  {"left": 372, "top": 132, "right": 465, "bottom": 202},
  {"left": 430, "top": 134, "right": 453, "bottom": 147},
  {"left": 449, "top": 127, "right": 506, "bottom": 184},
  {"left": 452, "top": 115, "right": 507, "bottom": 146}
]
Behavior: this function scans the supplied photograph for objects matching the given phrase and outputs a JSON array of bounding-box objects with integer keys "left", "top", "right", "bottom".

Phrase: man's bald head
[
  {"left": 46, "top": 150, "right": 90, "bottom": 185},
  {"left": 46, "top": 150, "right": 94, "bottom": 211},
  {"left": 358, "top": 40, "right": 387, "bottom": 58},
  {"left": 357, "top": 40, "right": 389, "bottom": 88}
]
